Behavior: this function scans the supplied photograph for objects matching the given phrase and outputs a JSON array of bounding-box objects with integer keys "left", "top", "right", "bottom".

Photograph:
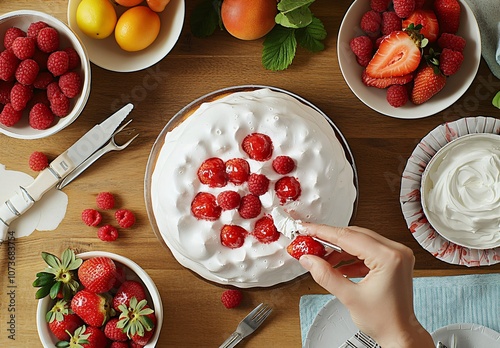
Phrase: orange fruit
[
  {"left": 221, "top": 0, "right": 277, "bottom": 40},
  {"left": 114, "top": 0, "right": 143, "bottom": 6},
  {"left": 114, "top": 6, "right": 161, "bottom": 52}
]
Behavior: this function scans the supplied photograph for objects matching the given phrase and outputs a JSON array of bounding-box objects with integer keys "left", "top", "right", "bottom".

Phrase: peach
[{"left": 221, "top": 0, "right": 277, "bottom": 40}]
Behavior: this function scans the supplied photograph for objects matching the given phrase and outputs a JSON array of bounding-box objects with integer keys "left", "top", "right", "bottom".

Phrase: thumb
[{"left": 299, "top": 254, "right": 356, "bottom": 299}]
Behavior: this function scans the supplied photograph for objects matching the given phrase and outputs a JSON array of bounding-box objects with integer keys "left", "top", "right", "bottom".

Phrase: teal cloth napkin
[
  {"left": 463, "top": 0, "right": 500, "bottom": 79},
  {"left": 299, "top": 273, "right": 500, "bottom": 346}
]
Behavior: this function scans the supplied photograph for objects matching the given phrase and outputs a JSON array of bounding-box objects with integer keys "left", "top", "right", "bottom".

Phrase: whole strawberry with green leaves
[
  {"left": 56, "top": 325, "right": 109, "bottom": 348},
  {"left": 47, "top": 299, "right": 83, "bottom": 341},
  {"left": 117, "top": 297, "right": 157, "bottom": 346},
  {"left": 33, "top": 249, "right": 82, "bottom": 301}
]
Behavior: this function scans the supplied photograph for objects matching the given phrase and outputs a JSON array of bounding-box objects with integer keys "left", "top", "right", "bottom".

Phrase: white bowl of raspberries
[
  {"left": 35, "top": 250, "right": 162, "bottom": 347},
  {"left": 0, "top": 10, "right": 90, "bottom": 139},
  {"left": 337, "top": 0, "right": 481, "bottom": 119}
]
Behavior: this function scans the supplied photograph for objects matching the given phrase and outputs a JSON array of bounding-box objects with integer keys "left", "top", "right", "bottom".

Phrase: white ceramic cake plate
[
  {"left": 432, "top": 323, "right": 500, "bottom": 348},
  {"left": 144, "top": 85, "right": 359, "bottom": 288},
  {"left": 303, "top": 297, "right": 359, "bottom": 348},
  {"left": 400, "top": 116, "right": 500, "bottom": 266}
]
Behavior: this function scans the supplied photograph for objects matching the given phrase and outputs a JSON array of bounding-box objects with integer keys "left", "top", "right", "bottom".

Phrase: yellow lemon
[
  {"left": 76, "top": 0, "right": 117, "bottom": 39},
  {"left": 115, "top": 6, "right": 161, "bottom": 52}
]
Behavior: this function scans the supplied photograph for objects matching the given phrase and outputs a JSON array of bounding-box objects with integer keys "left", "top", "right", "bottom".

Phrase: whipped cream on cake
[
  {"left": 423, "top": 134, "right": 500, "bottom": 249},
  {"left": 150, "top": 88, "right": 356, "bottom": 287}
]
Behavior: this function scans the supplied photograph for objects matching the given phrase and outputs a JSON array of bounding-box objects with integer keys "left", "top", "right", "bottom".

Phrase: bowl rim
[
  {"left": 336, "top": 0, "right": 481, "bottom": 119},
  {"left": 0, "top": 9, "right": 91, "bottom": 140},
  {"left": 420, "top": 132, "right": 500, "bottom": 249},
  {"left": 36, "top": 251, "right": 163, "bottom": 347}
]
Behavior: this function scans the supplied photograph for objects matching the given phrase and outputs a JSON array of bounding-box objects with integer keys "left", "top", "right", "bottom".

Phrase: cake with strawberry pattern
[{"left": 149, "top": 87, "right": 357, "bottom": 287}]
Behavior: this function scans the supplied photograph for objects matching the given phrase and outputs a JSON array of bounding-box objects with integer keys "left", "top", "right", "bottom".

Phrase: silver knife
[
  {"left": 0, "top": 103, "right": 133, "bottom": 244},
  {"left": 338, "top": 331, "right": 381, "bottom": 348}
]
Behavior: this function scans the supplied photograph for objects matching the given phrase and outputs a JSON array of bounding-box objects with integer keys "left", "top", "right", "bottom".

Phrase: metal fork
[
  {"left": 57, "top": 119, "right": 139, "bottom": 189},
  {"left": 219, "top": 303, "right": 273, "bottom": 348}
]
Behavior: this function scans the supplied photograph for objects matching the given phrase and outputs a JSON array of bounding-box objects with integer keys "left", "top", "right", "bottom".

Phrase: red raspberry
[
  {"left": 47, "top": 50, "right": 69, "bottom": 77},
  {"left": 217, "top": 190, "right": 241, "bottom": 210},
  {"left": 33, "top": 71, "right": 54, "bottom": 89},
  {"left": 29, "top": 90, "right": 50, "bottom": 108},
  {"left": 241, "top": 133, "right": 273, "bottom": 161},
  {"left": 10, "top": 82, "right": 33, "bottom": 111},
  {"left": 0, "top": 103, "right": 22, "bottom": 127},
  {"left": 36, "top": 27, "right": 59, "bottom": 53},
  {"left": 225, "top": 158, "right": 250, "bottom": 185},
  {"left": 370, "top": 0, "right": 390, "bottom": 12},
  {"left": 64, "top": 47, "right": 81, "bottom": 70},
  {"left": 253, "top": 215, "right": 280, "bottom": 243},
  {"left": 437, "top": 33, "right": 466, "bottom": 53},
  {"left": 197, "top": 157, "right": 228, "bottom": 188},
  {"left": 415, "top": 0, "right": 425, "bottom": 9},
  {"left": 59, "top": 72, "right": 82, "bottom": 98},
  {"left": 0, "top": 49, "right": 20, "bottom": 81},
  {"left": 28, "top": 151, "right": 49, "bottom": 171},
  {"left": 0, "top": 81, "right": 13, "bottom": 104},
  {"left": 381, "top": 11, "right": 402, "bottom": 35},
  {"left": 81, "top": 208, "right": 102, "bottom": 227},
  {"left": 272, "top": 155, "right": 295, "bottom": 174},
  {"left": 29, "top": 103, "right": 54, "bottom": 130},
  {"left": 386, "top": 84, "right": 408, "bottom": 107},
  {"left": 357, "top": 55, "right": 372, "bottom": 67},
  {"left": 349, "top": 35, "right": 373, "bottom": 60},
  {"left": 50, "top": 92, "right": 70, "bottom": 117},
  {"left": 32, "top": 49, "right": 49, "bottom": 70},
  {"left": 393, "top": 0, "right": 415, "bottom": 18},
  {"left": 27, "top": 21, "right": 49, "bottom": 38},
  {"left": 275, "top": 176, "right": 301, "bottom": 204},
  {"left": 15, "top": 59, "right": 39, "bottom": 86},
  {"left": 47, "top": 81, "right": 62, "bottom": 101},
  {"left": 191, "top": 192, "right": 222, "bottom": 221},
  {"left": 97, "top": 224, "right": 119, "bottom": 242},
  {"left": 221, "top": 289, "right": 243, "bottom": 309},
  {"left": 360, "top": 10, "right": 381, "bottom": 36},
  {"left": 238, "top": 194, "right": 261, "bottom": 219},
  {"left": 96, "top": 192, "right": 115, "bottom": 210},
  {"left": 11, "top": 37, "right": 36, "bottom": 60},
  {"left": 115, "top": 209, "right": 136, "bottom": 228},
  {"left": 248, "top": 173, "right": 270, "bottom": 196},
  {"left": 439, "top": 48, "right": 464, "bottom": 76},
  {"left": 3, "top": 27, "right": 26, "bottom": 50},
  {"left": 220, "top": 225, "right": 247, "bottom": 249}
]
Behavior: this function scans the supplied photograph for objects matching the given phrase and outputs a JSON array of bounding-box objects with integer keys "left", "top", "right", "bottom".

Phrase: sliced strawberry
[
  {"left": 275, "top": 176, "right": 301, "bottom": 204},
  {"left": 225, "top": 158, "right": 250, "bottom": 184},
  {"left": 221, "top": 224, "right": 248, "bottom": 248},
  {"left": 241, "top": 133, "right": 273, "bottom": 161},
  {"left": 197, "top": 157, "right": 227, "bottom": 188},
  {"left": 253, "top": 216, "right": 280, "bottom": 243},
  {"left": 365, "top": 30, "right": 422, "bottom": 78},
  {"left": 191, "top": 192, "right": 222, "bottom": 221},
  {"left": 286, "top": 235, "right": 326, "bottom": 260},
  {"left": 411, "top": 65, "right": 446, "bottom": 105},
  {"left": 403, "top": 10, "right": 439, "bottom": 43},
  {"left": 362, "top": 70, "right": 413, "bottom": 89}
]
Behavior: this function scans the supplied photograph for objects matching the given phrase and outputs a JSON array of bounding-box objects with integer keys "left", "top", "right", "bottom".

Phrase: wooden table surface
[{"left": 1, "top": 1, "right": 499, "bottom": 347}]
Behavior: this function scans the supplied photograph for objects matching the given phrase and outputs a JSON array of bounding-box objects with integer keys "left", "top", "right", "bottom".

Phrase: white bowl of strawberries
[
  {"left": 35, "top": 250, "right": 162, "bottom": 347},
  {"left": 0, "top": 10, "right": 91, "bottom": 139},
  {"left": 337, "top": 0, "right": 481, "bottom": 119}
]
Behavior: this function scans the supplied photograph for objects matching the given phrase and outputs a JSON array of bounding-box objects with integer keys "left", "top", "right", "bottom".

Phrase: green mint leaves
[{"left": 190, "top": 0, "right": 327, "bottom": 71}]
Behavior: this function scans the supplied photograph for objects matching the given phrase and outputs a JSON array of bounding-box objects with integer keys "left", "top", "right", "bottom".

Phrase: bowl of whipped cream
[{"left": 421, "top": 133, "right": 500, "bottom": 249}]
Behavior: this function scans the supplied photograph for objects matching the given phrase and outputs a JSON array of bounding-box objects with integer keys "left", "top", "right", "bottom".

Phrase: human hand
[{"left": 298, "top": 224, "right": 434, "bottom": 348}]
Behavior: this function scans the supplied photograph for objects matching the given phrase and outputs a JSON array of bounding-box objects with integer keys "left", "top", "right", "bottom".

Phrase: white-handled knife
[{"left": 0, "top": 103, "right": 134, "bottom": 244}]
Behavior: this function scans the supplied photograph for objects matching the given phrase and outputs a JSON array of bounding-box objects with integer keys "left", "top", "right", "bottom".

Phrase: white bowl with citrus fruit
[{"left": 67, "top": 0, "right": 184, "bottom": 72}]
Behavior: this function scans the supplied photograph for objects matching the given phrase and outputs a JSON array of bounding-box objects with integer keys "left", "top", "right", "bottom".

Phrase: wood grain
[{"left": 0, "top": 1, "right": 499, "bottom": 347}]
